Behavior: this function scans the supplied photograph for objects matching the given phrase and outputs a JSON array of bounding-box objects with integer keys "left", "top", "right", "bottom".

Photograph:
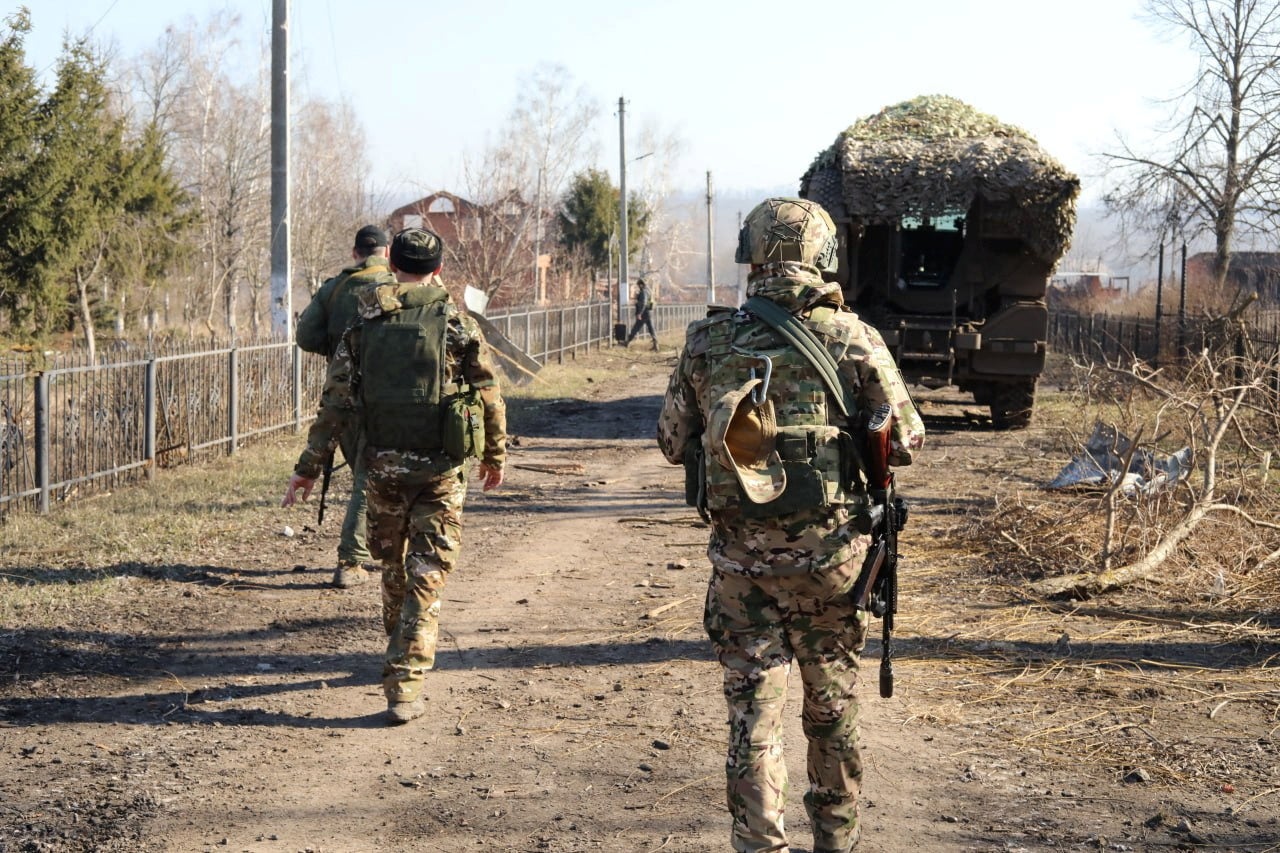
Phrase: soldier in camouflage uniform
[
  {"left": 657, "top": 198, "right": 925, "bottom": 852},
  {"left": 283, "top": 227, "right": 507, "bottom": 725},
  {"left": 295, "top": 225, "right": 397, "bottom": 590}
]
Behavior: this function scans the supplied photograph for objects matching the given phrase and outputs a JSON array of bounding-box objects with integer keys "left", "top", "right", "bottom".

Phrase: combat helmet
[{"left": 734, "top": 197, "right": 839, "bottom": 274}]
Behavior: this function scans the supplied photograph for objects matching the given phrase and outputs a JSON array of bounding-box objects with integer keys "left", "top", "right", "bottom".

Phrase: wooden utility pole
[
  {"left": 735, "top": 209, "right": 743, "bottom": 305},
  {"left": 706, "top": 171, "right": 714, "bottom": 304},
  {"left": 617, "top": 96, "right": 629, "bottom": 338},
  {"left": 269, "top": 0, "right": 291, "bottom": 340}
]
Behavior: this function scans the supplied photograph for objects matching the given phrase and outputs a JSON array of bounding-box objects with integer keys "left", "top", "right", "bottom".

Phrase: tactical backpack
[
  {"left": 357, "top": 285, "right": 484, "bottom": 461},
  {"left": 699, "top": 299, "right": 865, "bottom": 518}
]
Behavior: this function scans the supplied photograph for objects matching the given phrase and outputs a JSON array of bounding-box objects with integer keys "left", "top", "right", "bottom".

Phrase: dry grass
[
  {"left": 897, "top": 358, "right": 1280, "bottom": 794},
  {"left": 0, "top": 434, "right": 303, "bottom": 626}
]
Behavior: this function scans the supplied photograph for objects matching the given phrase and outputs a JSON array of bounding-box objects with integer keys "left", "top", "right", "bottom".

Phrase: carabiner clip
[{"left": 748, "top": 355, "right": 772, "bottom": 405}]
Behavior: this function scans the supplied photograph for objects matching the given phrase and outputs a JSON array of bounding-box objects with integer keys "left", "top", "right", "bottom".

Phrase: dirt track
[{"left": 1, "top": 344, "right": 1277, "bottom": 853}]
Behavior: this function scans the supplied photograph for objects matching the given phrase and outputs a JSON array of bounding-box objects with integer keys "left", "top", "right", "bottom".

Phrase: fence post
[
  {"left": 557, "top": 310, "right": 565, "bottom": 365},
  {"left": 542, "top": 310, "right": 549, "bottom": 364},
  {"left": 34, "top": 372, "right": 49, "bottom": 514},
  {"left": 293, "top": 344, "right": 303, "bottom": 433},
  {"left": 145, "top": 359, "right": 157, "bottom": 480},
  {"left": 228, "top": 347, "right": 239, "bottom": 455},
  {"left": 525, "top": 312, "right": 532, "bottom": 358}
]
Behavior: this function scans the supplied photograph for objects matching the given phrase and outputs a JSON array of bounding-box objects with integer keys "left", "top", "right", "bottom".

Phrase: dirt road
[{"left": 2, "top": 345, "right": 1276, "bottom": 852}]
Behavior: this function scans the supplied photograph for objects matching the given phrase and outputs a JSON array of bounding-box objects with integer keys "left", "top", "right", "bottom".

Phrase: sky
[{"left": 22, "top": 0, "right": 1195, "bottom": 210}]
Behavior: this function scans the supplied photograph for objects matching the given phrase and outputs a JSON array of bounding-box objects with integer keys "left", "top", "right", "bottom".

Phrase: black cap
[
  {"left": 390, "top": 227, "right": 444, "bottom": 275},
  {"left": 354, "top": 225, "right": 389, "bottom": 252}
]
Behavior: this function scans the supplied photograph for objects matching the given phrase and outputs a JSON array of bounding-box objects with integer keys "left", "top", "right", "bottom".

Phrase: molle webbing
[
  {"left": 743, "top": 296, "right": 857, "bottom": 420},
  {"left": 701, "top": 307, "right": 862, "bottom": 515},
  {"left": 359, "top": 289, "right": 452, "bottom": 450}
]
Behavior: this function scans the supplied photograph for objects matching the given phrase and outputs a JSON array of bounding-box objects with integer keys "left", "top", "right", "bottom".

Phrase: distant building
[
  {"left": 387, "top": 191, "right": 483, "bottom": 244},
  {"left": 386, "top": 190, "right": 551, "bottom": 308},
  {"left": 1187, "top": 252, "right": 1280, "bottom": 306},
  {"left": 1050, "top": 272, "right": 1127, "bottom": 309}
]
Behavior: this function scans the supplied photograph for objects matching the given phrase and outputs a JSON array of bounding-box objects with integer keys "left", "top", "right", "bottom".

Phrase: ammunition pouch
[
  {"left": 738, "top": 459, "right": 826, "bottom": 518},
  {"left": 442, "top": 388, "right": 485, "bottom": 462}
]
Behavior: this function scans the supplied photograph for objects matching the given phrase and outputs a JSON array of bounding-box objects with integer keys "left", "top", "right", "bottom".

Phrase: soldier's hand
[
  {"left": 477, "top": 462, "right": 503, "bottom": 492},
  {"left": 282, "top": 474, "right": 315, "bottom": 507}
]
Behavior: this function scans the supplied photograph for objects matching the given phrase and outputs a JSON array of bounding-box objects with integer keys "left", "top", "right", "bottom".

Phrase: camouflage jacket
[
  {"left": 295, "top": 255, "right": 396, "bottom": 358},
  {"left": 294, "top": 277, "right": 507, "bottom": 479},
  {"left": 657, "top": 262, "right": 925, "bottom": 577}
]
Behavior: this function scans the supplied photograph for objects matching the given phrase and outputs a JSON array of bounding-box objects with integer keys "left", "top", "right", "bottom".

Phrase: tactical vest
[
  {"left": 702, "top": 306, "right": 863, "bottom": 517},
  {"left": 358, "top": 286, "right": 454, "bottom": 450}
]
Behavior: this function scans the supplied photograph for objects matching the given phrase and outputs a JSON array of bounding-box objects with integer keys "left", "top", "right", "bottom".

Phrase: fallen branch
[
  {"left": 512, "top": 463, "right": 586, "bottom": 475},
  {"left": 643, "top": 596, "right": 694, "bottom": 620},
  {"left": 618, "top": 516, "right": 707, "bottom": 526},
  {"left": 1030, "top": 501, "right": 1210, "bottom": 599},
  {"left": 1031, "top": 360, "right": 1271, "bottom": 599}
]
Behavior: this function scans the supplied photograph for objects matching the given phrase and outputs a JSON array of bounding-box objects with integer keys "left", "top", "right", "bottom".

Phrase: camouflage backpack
[{"left": 699, "top": 300, "right": 865, "bottom": 518}]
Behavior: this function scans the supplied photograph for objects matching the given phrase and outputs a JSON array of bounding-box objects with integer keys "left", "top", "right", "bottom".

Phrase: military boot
[
  {"left": 332, "top": 561, "right": 370, "bottom": 589},
  {"left": 814, "top": 822, "right": 861, "bottom": 852},
  {"left": 386, "top": 696, "right": 428, "bottom": 725}
]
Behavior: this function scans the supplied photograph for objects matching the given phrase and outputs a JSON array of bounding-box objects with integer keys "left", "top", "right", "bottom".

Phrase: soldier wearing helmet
[
  {"left": 283, "top": 227, "right": 507, "bottom": 725},
  {"left": 658, "top": 197, "right": 924, "bottom": 852}
]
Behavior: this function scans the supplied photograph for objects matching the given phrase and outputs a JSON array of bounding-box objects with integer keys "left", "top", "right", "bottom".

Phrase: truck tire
[{"left": 989, "top": 380, "right": 1036, "bottom": 430}]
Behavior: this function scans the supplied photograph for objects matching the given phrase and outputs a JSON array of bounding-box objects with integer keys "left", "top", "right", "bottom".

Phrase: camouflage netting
[{"left": 800, "top": 95, "right": 1080, "bottom": 264}]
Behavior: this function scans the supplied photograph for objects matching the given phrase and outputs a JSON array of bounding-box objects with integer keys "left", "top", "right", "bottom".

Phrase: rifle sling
[{"left": 743, "top": 296, "right": 858, "bottom": 421}]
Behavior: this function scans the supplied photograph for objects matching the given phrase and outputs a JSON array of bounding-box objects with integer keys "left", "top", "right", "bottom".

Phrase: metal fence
[
  {"left": 0, "top": 300, "right": 710, "bottom": 516},
  {"left": 1049, "top": 309, "right": 1280, "bottom": 365},
  {"left": 483, "top": 300, "right": 706, "bottom": 361},
  {"left": 0, "top": 341, "right": 328, "bottom": 516}
]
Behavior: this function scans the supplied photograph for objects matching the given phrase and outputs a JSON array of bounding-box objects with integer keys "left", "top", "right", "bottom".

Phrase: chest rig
[{"left": 701, "top": 303, "right": 865, "bottom": 518}]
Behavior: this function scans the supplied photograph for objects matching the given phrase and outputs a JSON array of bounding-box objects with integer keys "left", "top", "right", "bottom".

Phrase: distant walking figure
[{"left": 625, "top": 279, "right": 658, "bottom": 350}]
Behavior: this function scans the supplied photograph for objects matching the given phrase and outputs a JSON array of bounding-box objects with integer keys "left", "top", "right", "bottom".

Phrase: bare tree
[
  {"left": 1104, "top": 0, "right": 1280, "bottom": 310},
  {"left": 446, "top": 65, "right": 600, "bottom": 304},
  {"left": 292, "top": 98, "right": 373, "bottom": 297},
  {"left": 627, "top": 119, "right": 688, "bottom": 300},
  {"left": 131, "top": 12, "right": 270, "bottom": 338}
]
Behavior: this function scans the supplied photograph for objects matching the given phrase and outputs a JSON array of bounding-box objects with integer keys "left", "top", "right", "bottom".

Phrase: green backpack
[{"left": 358, "top": 285, "right": 484, "bottom": 461}]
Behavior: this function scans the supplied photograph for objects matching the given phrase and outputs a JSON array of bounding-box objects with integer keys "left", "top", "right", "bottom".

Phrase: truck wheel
[{"left": 989, "top": 380, "right": 1036, "bottom": 430}]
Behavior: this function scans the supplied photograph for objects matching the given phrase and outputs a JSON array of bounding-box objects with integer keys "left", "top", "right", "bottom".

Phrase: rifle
[
  {"left": 849, "top": 403, "right": 909, "bottom": 699},
  {"left": 316, "top": 455, "right": 348, "bottom": 527}
]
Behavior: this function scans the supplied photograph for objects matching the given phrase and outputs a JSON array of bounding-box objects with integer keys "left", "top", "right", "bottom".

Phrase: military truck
[{"left": 800, "top": 96, "right": 1079, "bottom": 428}]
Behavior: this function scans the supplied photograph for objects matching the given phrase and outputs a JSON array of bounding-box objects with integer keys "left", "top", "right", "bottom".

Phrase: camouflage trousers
[
  {"left": 704, "top": 564, "right": 868, "bottom": 853},
  {"left": 335, "top": 424, "right": 370, "bottom": 566},
  {"left": 364, "top": 447, "right": 468, "bottom": 703}
]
